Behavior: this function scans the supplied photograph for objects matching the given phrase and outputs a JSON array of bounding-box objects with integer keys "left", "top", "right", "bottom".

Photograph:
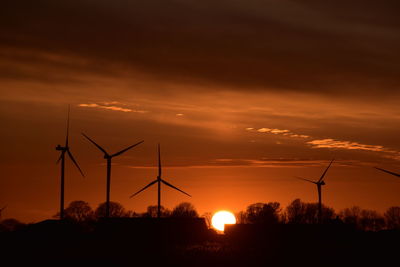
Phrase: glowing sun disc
[{"left": 211, "top": 210, "right": 236, "bottom": 231}]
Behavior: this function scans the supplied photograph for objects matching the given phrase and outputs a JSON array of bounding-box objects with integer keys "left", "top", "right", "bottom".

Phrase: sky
[{"left": 1, "top": 0, "right": 400, "bottom": 222}]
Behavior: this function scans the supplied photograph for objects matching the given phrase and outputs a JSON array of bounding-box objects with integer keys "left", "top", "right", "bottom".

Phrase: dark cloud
[{"left": 1, "top": 0, "right": 400, "bottom": 94}]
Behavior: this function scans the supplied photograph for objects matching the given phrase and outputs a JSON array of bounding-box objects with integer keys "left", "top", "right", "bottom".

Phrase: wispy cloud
[
  {"left": 290, "top": 134, "right": 310, "bottom": 138},
  {"left": 307, "top": 138, "right": 400, "bottom": 161},
  {"left": 307, "top": 139, "right": 385, "bottom": 152},
  {"left": 246, "top": 127, "right": 400, "bottom": 161},
  {"left": 246, "top": 127, "right": 310, "bottom": 139},
  {"left": 257, "top": 128, "right": 290, "bottom": 134},
  {"left": 78, "top": 102, "right": 148, "bottom": 113},
  {"left": 127, "top": 158, "right": 368, "bottom": 169}
]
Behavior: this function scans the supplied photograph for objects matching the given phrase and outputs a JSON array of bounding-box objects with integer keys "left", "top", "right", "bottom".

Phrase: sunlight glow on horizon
[{"left": 211, "top": 210, "right": 237, "bottom": 231}]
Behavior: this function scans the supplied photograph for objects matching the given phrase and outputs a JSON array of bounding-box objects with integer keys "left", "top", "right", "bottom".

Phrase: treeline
[
  {"left": 1, "top": 199, "right": 400, "bottom": 232},
  {"left": 235, "top": 199, "right": 400, "bottom": 231},
  {"left": 55, "top": 200, "right": 200, "bottom": 221},
  {"left": 0, "top": 201, "right": 199, "bottom": 232}
]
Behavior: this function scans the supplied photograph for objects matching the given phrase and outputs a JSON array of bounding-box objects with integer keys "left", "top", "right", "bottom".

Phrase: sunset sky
[{"left": 1, "top": 1, "right": 400, "bottom": 222}]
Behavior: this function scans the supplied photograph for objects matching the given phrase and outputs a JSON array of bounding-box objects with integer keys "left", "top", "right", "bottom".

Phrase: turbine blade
[
  {"left": 81, "top": 133, "right": 109, "bottom": 156},
  {"left": 67, "top": 150, "right": 85, "bottom": 177},
  {"left": 130, "top": 180, "right": 158, "bottom": 198},
  {"left": 318, "top": 158, "right": 334, "bottom": 183},
  {"left": 158, "top": 143, "right": 161, "bottom": 178},
  {"left": 56, "top": 151, "right": 65, "bottom": 164},
  {"left": 294, "top": 176, "right": 317, "bottom": 184},
  {"left": 161, "top": 179, "right": 191, "bottom": 197},
  {"left": 111, "top": 140, "right": 144, "bottom": 157},
  {"left": 375, "top": 167, "right": 400, "bottom": 178},
  {"left": 65, "top": 104, "right": 70, "bottom": 147}
]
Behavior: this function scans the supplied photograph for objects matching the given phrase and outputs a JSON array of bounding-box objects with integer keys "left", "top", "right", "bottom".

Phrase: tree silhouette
[
  {"left": 235, "top": 211, "right": 247, "bottom": 224},
  {"left": 286, "top": 199, "right": 336, "bottom": 224},
  {"left": 384, "top": 206, "right": 400, "bottom": 229},
  {"left": 143, "top": 205, "right": 170, "bottom": 218},
  {"left": 125, "top": 210, "right": 140, "bottom": 218},
  {"left": 245, "top": 202, "right": 281, "bottom": 224},
  {"left": 360, "top": 209, "right": 385, "bottom": 231},
  {"left": 202, "top": 212, "right": 212, "bottom": 228},
  {"left": 286, "top": 198, "right": 307, "bottom": 224},
  {"left": 64, "top": 200, "right": 93, "bottom": 222},
  {"left": 339, "top": 206, "right": 362, "bottom": 228},
  {"left": 0, "top": 218, "right": 25, "bottom": 232},
  {"left": 339, "top": 207, "right": 385, "bottom": 231},
  {"left": 171, "top": 202, "right": 198, "bottom": 218},
  {"left": 95, "top": 201, "right": 127, "bottom": 218}
]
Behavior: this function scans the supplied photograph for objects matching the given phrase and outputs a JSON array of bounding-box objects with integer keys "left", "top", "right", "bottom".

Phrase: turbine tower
[
  {"left": 375, "top": 167, "right": 400, "bottom": 178},
  {"left": 130, "top": 144, "right": 191, "bottom": 218},
  {"left": 82, "top": 133, "right": 143, "bottom": 218},
  {"left": 295, "top": 159, "right": 334, "bottom": 224},
  {"left": 56, "top": 105, "right": 84, "bottom": 220},
  {"left": 0, "top": 206, "right": 6, "bottom": 221}
]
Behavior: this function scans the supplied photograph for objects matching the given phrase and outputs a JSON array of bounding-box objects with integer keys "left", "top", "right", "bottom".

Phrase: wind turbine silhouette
[
  {"left": 56, "top": 106, "right": 84, "bottom": 220},
  {"left": 295, "top": 159, "right": 334, "bottom": 224},
  {"left": 130, "top": 144, "right": 191, "bottom": 218},
  {"left": 0, "top": 206, "right": 6, "bottom": 220},
  {"left": 374, "top": 167, "right": 400, "bottom": 178},
  {"left": 82, "top": 133, "right": 143, "bottom": 218}
]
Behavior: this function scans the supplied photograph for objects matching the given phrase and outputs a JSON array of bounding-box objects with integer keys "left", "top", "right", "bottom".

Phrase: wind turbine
[
  {"left": 82, "top": 133, "right": 143, "bottom": 218},
  {"left": 0, "top": 206, "right": 6, "bottom": 221},
  {"left": 295, "top": 159, "right": 334, "bottom": 224},
  {"left": 375, "top": 167, "right": 400, "bottom": 178},
  {"left": 130, "top": 144, "right": 191, "bottom": 218},
  {"left": 56, "top": 106, "right": 84, "bottom": 220}
]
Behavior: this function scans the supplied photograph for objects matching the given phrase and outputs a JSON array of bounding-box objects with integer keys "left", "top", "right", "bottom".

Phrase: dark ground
[{"left": 1, "top": 218, "right": 398, "bottom": 267}]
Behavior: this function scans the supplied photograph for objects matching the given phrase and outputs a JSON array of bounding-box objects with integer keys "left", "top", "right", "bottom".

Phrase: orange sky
[{"left": 1, "top": 0, "right": 400, "bottom": 222}]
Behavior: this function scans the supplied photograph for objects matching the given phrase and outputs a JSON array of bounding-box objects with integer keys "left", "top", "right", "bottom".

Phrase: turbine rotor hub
[{"left": 56, "top": 145, "right": 66, "bottom": 151}]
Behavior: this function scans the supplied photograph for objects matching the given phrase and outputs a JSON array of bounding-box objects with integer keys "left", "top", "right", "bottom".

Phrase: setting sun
[{"left": 211, "top": 210, "right": 237, "bottom": 231}]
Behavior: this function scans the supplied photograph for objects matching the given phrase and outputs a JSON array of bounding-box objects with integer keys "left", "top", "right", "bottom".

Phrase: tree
[
  {"left": 305, "top": 203, "right": 335, "bottom": 224},
  {"left": 339, "top": 206, "right": 362, "bottom": 228},
  {"left": 303, "top": 203, "right": 319, "bottom": 224},
  {"left": 245, "top": 202, "right": 281, "bottom": 224},
  {"left": 320, "top": 205, "right": 336, "bottom": 222},
  {"left": 286, "top": 199, "right": 307, "bottom": 224},
  {"left": 235, "top": 211, "right": 247, "bottom": 224},
  {"left": 0, "top": 218, "right": 25, "bottom": 232},
  {"left": 384, "top": 206, "right": 400, "bottom": 229},
  {"left": 360, "top": 209, "right": 385, "bottom": 231},
  {"left": 64, "top": 200, "right": 93, "bottom": 222},
  {"left": 95, "top": 201, "right": 127, "bottom": 218},
  {"left": 171, "top": 202, "right": 198, "bottom": 218},
  {"left": 143, "top": 205, "right": 170, "bottom": 218},
  {"left": 286, "top": 199, "right": 336, "bottom": 224},
  {"left": 125, "top": 210, "right": 140, "bottom": 218},
  {"left": 202, "top": 212, "right": 213, "bottom": 228}
]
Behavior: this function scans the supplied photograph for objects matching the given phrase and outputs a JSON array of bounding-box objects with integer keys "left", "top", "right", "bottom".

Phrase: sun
[{"left": 211, "top": 210, "right": 236, "bottom": 231}]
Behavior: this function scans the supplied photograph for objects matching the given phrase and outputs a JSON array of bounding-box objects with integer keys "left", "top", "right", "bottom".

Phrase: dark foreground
[{"left": 1, "top": 218, "right": 399, "bottom": 266}]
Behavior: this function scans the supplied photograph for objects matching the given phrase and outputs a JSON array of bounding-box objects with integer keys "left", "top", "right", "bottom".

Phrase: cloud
[
  {"left": 307, "top": 138, "right": 400, "bottom": 161},
  {"left": 1, "top": 0, "right": 400, "bottom": 95},
  {"left": 290, "top": 134, "right": 310, "bottom": 138},
  {"left": 307, "top": 139, "right": 385, "bottom": 152},
  {"left": 78, "top": 103, "right": 147, "bottom": 113},
  {"left": 127, "top": 158, "right": 370, "bottom": 168},
  {"left": 256, "top": 128, "right": 290, "bottom": 134},
  {"left": 247, "top": 127, "right": 310, "bottom": 139},
  {"left": 247, "top": 127, "right": 400, "bottom": 161}
]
